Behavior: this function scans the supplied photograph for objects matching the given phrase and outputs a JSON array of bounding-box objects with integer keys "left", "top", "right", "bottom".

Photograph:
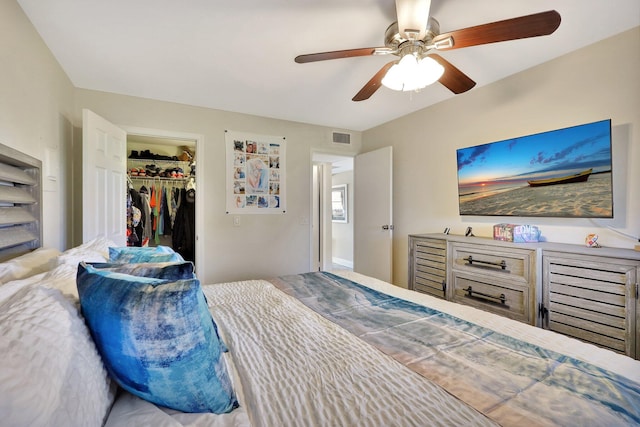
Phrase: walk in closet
[{"left": 126, "top": 136, "right": 196, "bottom": 262}]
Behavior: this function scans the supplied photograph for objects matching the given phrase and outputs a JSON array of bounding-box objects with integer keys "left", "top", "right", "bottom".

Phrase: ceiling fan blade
[
  {"left": 429, "top": 54, "right": 476, "bottom": 94},
  {"left": 352, "top": 61, "right": 396, "bottom": 102},
  {"left": 432, "top": 10, "right": 561, "bottom": 51},
  {"left": 395, "top": 0, "right": 432, "bottom": 40},
  {"left": 295, "top": 48, "right": 382, "bottom": 63}
]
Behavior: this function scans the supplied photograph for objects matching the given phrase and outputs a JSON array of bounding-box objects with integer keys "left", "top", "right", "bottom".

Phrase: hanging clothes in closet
[
  {"left": 138, "top": 186, "right": 152, "bottom": 246},
  {"left": 126, "top": 177, "right": 145, "bottom": 247},
  {"left": 172, "top": 178, "right": 196, "bottom": 262},
  {"left": 126, "top": 177, "right": 195, "bottom": 258}
]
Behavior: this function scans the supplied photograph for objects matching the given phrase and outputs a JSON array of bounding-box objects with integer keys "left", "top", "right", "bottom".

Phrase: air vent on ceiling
[{"left": 332, "top": 131, "right": 351, "bottom": 145}]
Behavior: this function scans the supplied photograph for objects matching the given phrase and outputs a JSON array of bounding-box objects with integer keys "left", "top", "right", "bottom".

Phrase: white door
[
  {"left": 354, "top": 146, "right": 393, "bottom": 282},
  {"left": 82, "top": 109, "right": 127, "bottom": 246}
]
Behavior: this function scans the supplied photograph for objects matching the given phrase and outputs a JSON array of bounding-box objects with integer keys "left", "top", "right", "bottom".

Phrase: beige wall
[
  {"left": 0, "top": 0, "right": 75, "bottom": 251},
  {"left": 4, "top": 0, "right": 638, "bottom": 287},
  {"left": 72, "top": 90, "right": 362, "bottom": 283},
  {"left": 364, "top": 27, "right": 640, "bottom": 287}
]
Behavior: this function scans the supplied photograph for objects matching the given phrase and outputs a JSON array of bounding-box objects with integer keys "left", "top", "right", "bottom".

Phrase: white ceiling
[{"left": 17, "top": 0, "right": 640, "bottom": 131}]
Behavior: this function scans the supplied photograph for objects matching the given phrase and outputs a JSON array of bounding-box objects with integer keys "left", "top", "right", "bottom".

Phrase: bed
[
  {"left": 0, "top": 238, "right": 638, "bottom": 427},
  {"left": 0, "top": 146, "right": 638, "bottom": 427}
]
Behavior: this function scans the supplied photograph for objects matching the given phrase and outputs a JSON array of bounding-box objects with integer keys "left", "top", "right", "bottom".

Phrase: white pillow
[
  {"left": 0, "top": 285, "right": 116, "bottom": 427},
  {"left": 53, "top": 237, "right": 117, "bottom": 267},
  {"left": 0, "top": 264, "right": 79, "bottom": 305},
  {"left": 0, "top": 272, "right": 48, "bottom": 305},
  {"left": 41, "top": 262, "right": 84, "bottom": 301},
  {"left": 0, "top": 247, "right": 61, "bottom": 284}
]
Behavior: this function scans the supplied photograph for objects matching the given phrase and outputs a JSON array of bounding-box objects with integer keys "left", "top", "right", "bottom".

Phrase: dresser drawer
[
  {"left": 410, "top": 237, "right": 447, "bottom": 299},
  {"left": 450, "top": 242, "right": 534, "bottom": 284},
  {"left": 451, "top": 271, "right": 532, "bottom": 323}
]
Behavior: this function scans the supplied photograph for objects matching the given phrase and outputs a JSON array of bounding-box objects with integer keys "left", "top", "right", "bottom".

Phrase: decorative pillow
[
  {"left": 0, "top": 285, "right": 115, "bottom": 427},
  {"left": 87, "top": 261, "right": 195, "bottom": 281},
  {"left": 0, "top": 247, "right": 61, "bottom": 283},
  {"left": 76, "top": 263, "right": 237, "bottom": 414},
  {"left": 84, "top": 261, "right": 227, "bottom": 353},
  {"left": 108, "top": 246, "right": 184, "bottom": 263}
]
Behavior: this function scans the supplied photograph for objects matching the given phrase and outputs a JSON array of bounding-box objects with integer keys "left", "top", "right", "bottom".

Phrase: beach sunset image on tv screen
[{"left": 456, "top": 119, "right": 613, "bottom": 218}]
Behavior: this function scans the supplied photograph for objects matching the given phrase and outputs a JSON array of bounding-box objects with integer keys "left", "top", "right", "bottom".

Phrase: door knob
[{"left": 382, "top": 225, "right": 394, "bottom": 230}]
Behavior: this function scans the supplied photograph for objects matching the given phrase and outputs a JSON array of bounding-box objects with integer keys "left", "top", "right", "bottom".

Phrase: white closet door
[{"left": 82, "top": 109, "right": 127, "bottom": 246}]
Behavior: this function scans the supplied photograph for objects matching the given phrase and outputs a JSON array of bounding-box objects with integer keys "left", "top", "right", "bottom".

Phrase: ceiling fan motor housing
[{"left": 385, "top": 17, "right": 440, "bottom": 57}]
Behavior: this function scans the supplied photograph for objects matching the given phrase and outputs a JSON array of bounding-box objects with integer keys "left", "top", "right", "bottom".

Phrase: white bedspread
[{"left": 203, "top": 279, "right": 498, "bottom": 427}]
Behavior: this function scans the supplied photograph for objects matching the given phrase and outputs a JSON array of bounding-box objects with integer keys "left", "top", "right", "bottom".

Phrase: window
[{"left": 331, "top": 184, "right": 347, "bottom": 223}]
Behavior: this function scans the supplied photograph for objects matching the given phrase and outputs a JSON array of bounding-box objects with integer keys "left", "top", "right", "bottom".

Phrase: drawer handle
[
  {"left": 464, "top": 286, "right": 507, "bottom": 305},
  {"left": 464, "top": 255, "right": 507, "bottom": 271}
]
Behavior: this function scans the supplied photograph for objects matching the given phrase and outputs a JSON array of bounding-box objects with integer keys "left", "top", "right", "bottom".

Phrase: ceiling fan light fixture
[
  {"left": 381, "top": 54, "right": 444, "bottom": 92},
  {"left": 380, "top": 57, "right": 408, "bottom": 91},
  {"left": 418, "top": 56, "right": 445, "bottom": 85}
]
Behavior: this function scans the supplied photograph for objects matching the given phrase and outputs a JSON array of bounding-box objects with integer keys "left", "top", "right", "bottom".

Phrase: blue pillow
[
  {"left": 81, "top": 261, "right": 227, "bottom": 352},
  {"left": 108, "top": 246, "right": 184, "bottom": 263},
  {"left": 76, "top": 263, "right": 237, "bottom": 414},
  {"left": 86, "top": 261, "right": 195, "bottom": 280}
]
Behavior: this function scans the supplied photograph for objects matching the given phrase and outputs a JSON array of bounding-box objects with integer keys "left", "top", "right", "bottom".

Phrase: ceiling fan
[{"left": 294, "top": 0, "right": 561, "bottom": 101}]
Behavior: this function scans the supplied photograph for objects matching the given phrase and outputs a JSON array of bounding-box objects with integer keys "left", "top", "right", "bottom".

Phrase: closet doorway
[{"left": 123, "top": 127, "right": 203, "bottom": 267}]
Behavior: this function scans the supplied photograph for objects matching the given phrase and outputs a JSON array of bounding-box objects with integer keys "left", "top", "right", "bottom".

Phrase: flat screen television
[{"left": 456, "top": 119, "right": 613, "bottom": 218}]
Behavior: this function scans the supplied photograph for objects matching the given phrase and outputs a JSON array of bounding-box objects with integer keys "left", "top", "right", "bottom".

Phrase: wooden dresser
[{"left": 409, "top": 233, "right": 640, "bottom": 359}]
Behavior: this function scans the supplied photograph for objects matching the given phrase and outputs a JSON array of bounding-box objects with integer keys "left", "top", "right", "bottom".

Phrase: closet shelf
[
  {"left": 128, "top": 158, "right": 193, "bottom": 180},
  {"left": 127, "top": 157, "right": 191, "bottom": 164},
  {"left": 128, "top": 159, "right": 192, "bottom": 166},
  {"left": 129, "top": 175, "right": 191, "bottom": 182}
]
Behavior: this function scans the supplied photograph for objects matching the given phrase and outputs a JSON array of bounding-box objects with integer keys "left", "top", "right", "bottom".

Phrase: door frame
[
  {"left": 311, "top": 162, "right": 332, "bottom": 271},
  {"left": 122, "top": 125, "right": 204, "bottom": 273},
  {"left": 310, "top": 151, "right": 355, "bottom": 271}
]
